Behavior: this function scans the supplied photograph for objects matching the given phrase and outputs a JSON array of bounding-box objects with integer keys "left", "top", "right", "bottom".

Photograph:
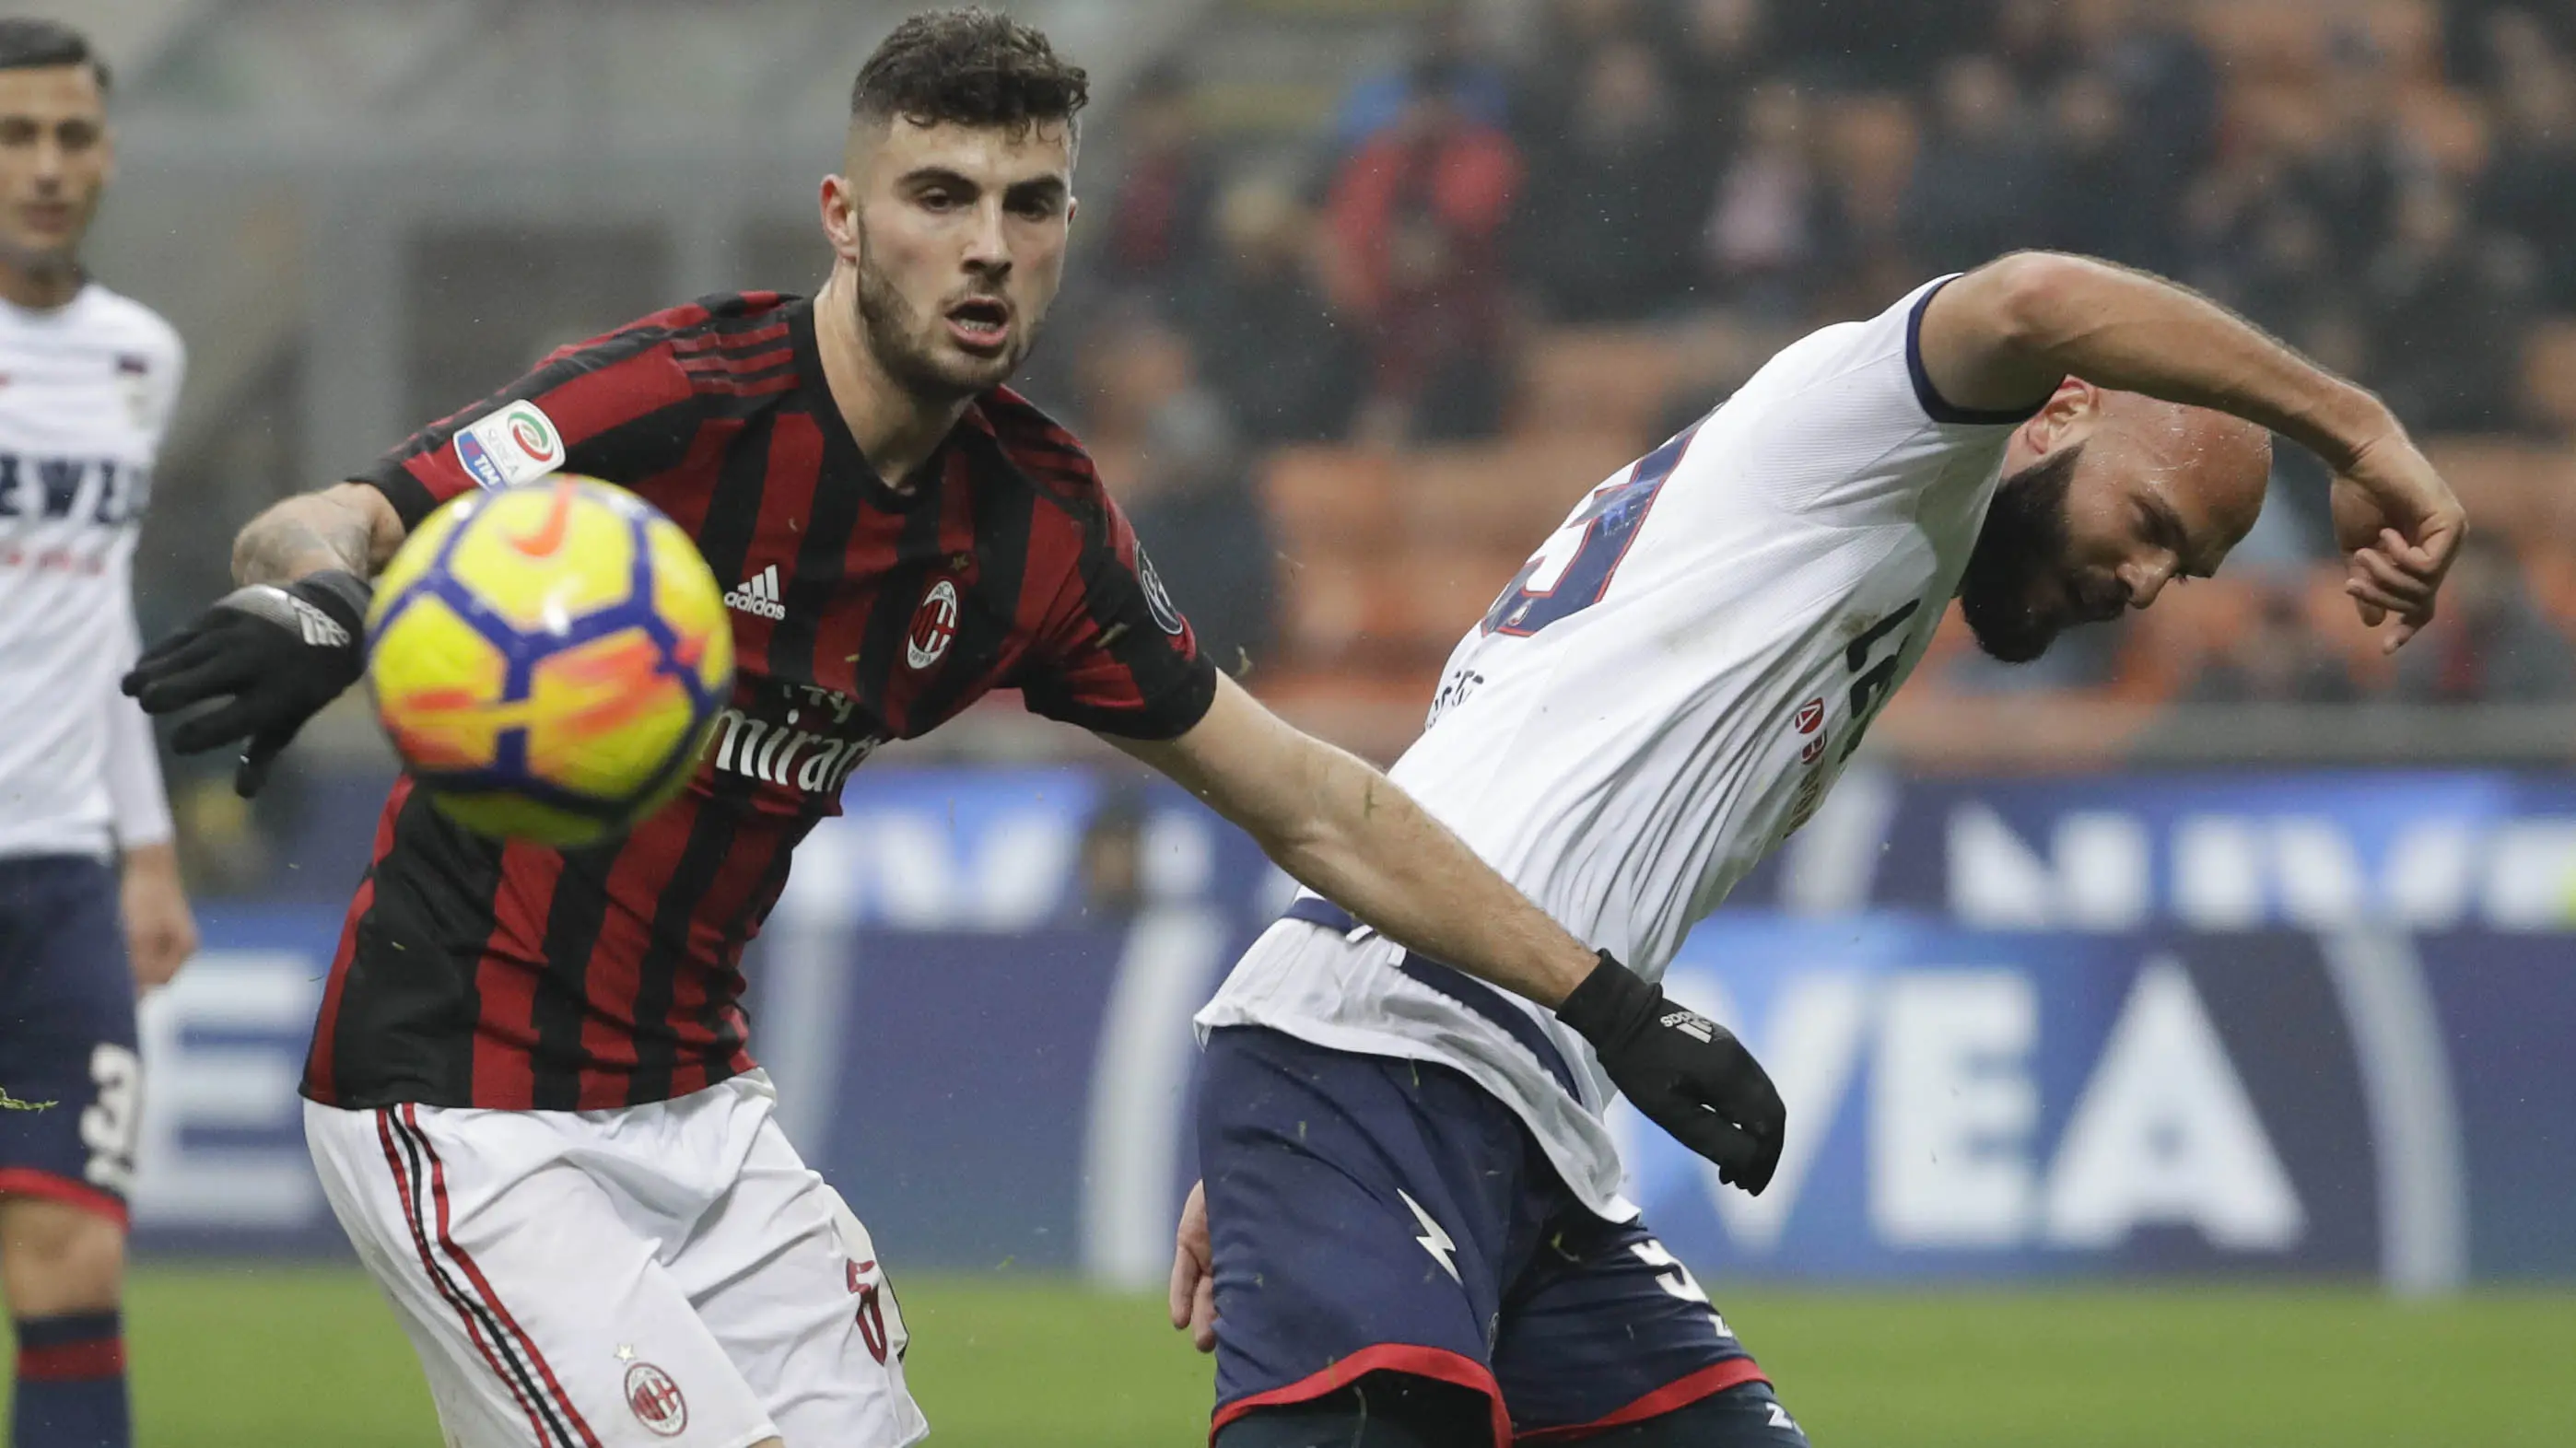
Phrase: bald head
[
  {"left": 2088, "top": 390, "right": 2272, "bottom": 555},
  {"left": 1963, "top": 380, "right": 2274, "bottom": 662}
]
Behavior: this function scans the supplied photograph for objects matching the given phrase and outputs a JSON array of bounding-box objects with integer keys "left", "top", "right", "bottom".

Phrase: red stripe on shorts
[
  {"left": 0, "top": 1168, "right": 128, "bottom": 1227},
  {"left": 1513, "top": 1359, "right": 1771, "bottom": 1443},
  {"left": 376, "top": 1109, "right": 567, "bottom": 1448},
  {"left": 404, "top": 1104, "right": 604, "bottom": 1448},
  {"left": 1211, "top": 1342, "right": 1513, "bottom": 1446}
]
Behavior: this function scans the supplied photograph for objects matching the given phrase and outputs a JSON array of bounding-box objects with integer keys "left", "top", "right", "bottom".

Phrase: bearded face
[
  {"left": 849, "top": 207, "right": 1052, "bottom": 403},
  {"left": 1959, "top": 443, "right": 2104, "bottom": 663},
  {"left": 835, "top": 117, "right": 1074, "bottom": 406}
]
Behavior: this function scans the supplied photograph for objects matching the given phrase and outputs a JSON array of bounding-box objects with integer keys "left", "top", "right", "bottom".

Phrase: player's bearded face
[
  {"left": 1960, "top": 443, "right": 2089, "bottom": 663},
  {"left": 0, "top": 65, "right": 112, "bottom": 274},
  {"left": 844, "top": 121, "right": 1073, "bottom": 401}
]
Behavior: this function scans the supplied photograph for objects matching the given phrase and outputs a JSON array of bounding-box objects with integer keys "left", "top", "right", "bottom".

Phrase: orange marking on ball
[
  {"left": 381, "top": 720, "right": 483, "bottom": 769},
  {"left": 506, "top": 478, "right": 580, "bottom": 558},
  {"left": 552, "top": 636, "right": 677, "bottom": 736}
]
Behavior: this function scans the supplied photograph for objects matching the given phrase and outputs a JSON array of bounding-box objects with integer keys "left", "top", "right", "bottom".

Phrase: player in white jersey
[
  {"left": 1171, "top": 253, "right": 2464, "bottom": 1446},
  {"left": 0, "top": 22, "right": 194, "bottom": 1448}
]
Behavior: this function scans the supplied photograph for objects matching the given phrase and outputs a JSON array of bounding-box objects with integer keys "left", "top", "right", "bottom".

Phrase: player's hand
[
  {"left": 1556, "top": 953, "right": 1785, "bottom": 1194},
  {"left": 119, "top": 842, "right": 198, "bottom": 992},
  {"left": 1168, "top": 1179, "right": 1216, "bottom": 1354},
  {"left": 2330, "top": 431, "right": 2466, "bottom": 654},
  {"left": 122, "top": 571, "right": 372, "bottom": 797}
]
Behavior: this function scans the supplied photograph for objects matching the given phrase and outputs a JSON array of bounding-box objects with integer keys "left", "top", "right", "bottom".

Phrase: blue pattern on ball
[{"left": 368, "top": 484, "right": 728, "bottom": 823}]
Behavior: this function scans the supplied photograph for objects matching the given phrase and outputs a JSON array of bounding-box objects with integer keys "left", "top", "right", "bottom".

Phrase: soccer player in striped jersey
[
  {"left": 123, "top": 11, "right": 1786, "bottom": 1448},
  {"left": 0, "top": 21, "right": 196, "bottom": 1448}
]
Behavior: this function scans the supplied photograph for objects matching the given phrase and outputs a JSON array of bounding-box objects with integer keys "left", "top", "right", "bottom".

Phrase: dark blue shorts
[
  {"left": 0, "top": 856, "right": 139, "bottom": 1221},
  {"left": 1200, "top": 1024, "right": 1778, "bottom": 1444}
]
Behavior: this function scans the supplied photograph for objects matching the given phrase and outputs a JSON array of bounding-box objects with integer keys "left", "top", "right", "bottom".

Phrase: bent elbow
[{"left": 1977, "top": 250, "right": 2096, "bottom": 355}]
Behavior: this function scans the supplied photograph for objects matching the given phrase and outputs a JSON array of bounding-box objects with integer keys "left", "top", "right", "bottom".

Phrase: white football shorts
[{"left": 305, "top": 1071, "right": 924, "bottom": 1448}]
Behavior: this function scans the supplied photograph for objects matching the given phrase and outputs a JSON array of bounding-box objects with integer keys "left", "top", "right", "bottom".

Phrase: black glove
[
  {"left": 123, "top": 570, "right": 372, "bottom": 798},
  {"left": 1558, "top": 952, "right": 1786, "bottom": 1194}
]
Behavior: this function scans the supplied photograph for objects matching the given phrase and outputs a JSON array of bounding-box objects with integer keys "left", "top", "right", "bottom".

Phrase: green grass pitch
[{"left": 58, "top": 1266, "right": 2574, "bottom": 1445}]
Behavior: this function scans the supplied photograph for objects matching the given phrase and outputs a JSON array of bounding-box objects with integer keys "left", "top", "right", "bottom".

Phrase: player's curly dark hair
[
  {"left": 851, "top": 7, "right": 1088, "bottom": 138},
  {"left": 0, "top": 18, "right": 110, "bottom": 91}
]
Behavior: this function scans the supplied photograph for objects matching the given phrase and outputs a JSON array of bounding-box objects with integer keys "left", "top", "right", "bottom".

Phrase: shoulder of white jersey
[
  {"left": 79, "top": 284, "right": 187, "bottom": 369},
  {"left": 1890, "top": 273, "right": 2048, "bottom": 430},
  {"left": 1732, "top": 278, "right": 1943, "bottom": 400},
  {"left": 1735, "top": 274, "right": 2043, "bottom": 431}
]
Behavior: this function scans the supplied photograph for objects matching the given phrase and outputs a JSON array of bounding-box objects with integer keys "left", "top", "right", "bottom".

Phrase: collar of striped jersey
[{"left": 789, "top": 295, "right": 950, "bottom": 514}]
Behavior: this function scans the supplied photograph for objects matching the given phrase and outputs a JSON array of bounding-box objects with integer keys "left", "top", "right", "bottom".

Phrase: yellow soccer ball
[{"left": 366, "top": 476, "right": 734, "bottom": 847}]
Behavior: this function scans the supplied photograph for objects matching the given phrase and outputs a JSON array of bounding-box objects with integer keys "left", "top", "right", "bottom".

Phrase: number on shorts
[
  {"left": 1632, "top": 1240, "right": 1712, "bottom": 1306},
  {"left": 78, "top": 1044, "right": 142, "bottom": 1196},
  {"left": 849, "top": 1259, "right": 890, "bottom": 1364},
  {"left": 1481, "top": 423, "right": 1702, "bottom": 637}
]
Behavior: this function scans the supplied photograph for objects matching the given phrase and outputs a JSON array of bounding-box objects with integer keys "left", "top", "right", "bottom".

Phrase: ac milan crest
[
  {"left": 907, "top": 578, "right": 961, "bottom": 670},
  {"left": 624, "top": 1361, "right": 687, "bottom": 1436}
]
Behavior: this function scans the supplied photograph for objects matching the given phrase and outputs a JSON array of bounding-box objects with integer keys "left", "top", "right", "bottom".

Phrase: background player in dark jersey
[
  {"left": 0, "top": 23, "right": 197, "bottom": 1448},
  {"left": 122, "top": 11, "right": 1784, "bottom": 1446}
]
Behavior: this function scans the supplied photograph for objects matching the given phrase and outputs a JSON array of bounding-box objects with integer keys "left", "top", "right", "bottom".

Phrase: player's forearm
[
  {"left": 121, "top": 839, "right": 182, "bottom": 882},
  {"left": 231, "top": 485, "right": 401, "bottom": 587},
  {"left": 1262, "top": 745, "right": 1595, "bottom": 1010},
  {"left": 1981, "top": 252, "right": 2399, "bottom": 469},
  {"left": 1126, "top": 679, "right": 1598, "bottom": 1006}
]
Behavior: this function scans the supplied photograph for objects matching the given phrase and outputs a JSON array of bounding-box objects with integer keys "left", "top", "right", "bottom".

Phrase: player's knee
[
  {"left": 1216, "top": 1371, "right": 1496, "bottom": 1448},
  {"left": 0, "top": 1197, "right": 126, "bottom": 1315}
]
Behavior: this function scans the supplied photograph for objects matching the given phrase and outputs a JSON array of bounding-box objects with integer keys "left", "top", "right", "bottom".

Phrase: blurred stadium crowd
[
  {"left": 89, "top": 0, "right": 2576, "bottom": 883},
  {"left": 1032, "top": 0, "right": 2576, "bottom": 741}
]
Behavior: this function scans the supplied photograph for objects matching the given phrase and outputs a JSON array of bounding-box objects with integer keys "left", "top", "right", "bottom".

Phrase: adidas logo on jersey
[{"left": 724, "top": 565, "right": 786, "bottom": 620}]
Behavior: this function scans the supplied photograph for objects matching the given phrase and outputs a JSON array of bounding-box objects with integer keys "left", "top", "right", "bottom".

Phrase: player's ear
[
  {"left": 2018, "top": 377, "right": 2096, "bottom": 454},
  {"left": 818, "top": 174, "right": 862, "bottom": 263}
]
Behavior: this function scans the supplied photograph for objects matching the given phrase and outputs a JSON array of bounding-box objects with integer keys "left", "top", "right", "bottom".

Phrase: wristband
[
  {"left": 298, "top": 569, "right": 375, "bottom": 641},
  {"left": 1556, "top": 950, "right": 1655, "bottom": 1048}
]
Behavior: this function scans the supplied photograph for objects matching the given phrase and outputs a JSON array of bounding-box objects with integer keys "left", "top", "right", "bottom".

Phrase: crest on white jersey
[
  {"left": 452, "top": 400, "right": 565, "bottom": 490},
  {"left": 115, "top": 354, "right": 154, "bottom": 429}
]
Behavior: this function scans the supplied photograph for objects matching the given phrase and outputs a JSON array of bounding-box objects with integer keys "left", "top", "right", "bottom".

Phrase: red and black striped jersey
[{"left": 302, "top": 292, "right": 1219, "bottom": 1111}]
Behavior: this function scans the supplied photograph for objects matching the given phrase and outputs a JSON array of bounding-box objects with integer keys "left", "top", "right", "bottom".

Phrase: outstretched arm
[
  {"left": 1113, "top": 676, "right": 1786, "bottom": 1190},
  {"left": 1114, "top": 674, "right": 1594, "bottom": 1007},
  {"left": 145, "top": 304, "right": 694, "bottom": 792},
  {"left": 230, "top": 482, "right": 408, "bottom": 587},
  {"left": 124, "top": 483, "right": 409, "bottom": 795},
  {"left": 1917, "top": 251, "right": 2466, "bottom": 649}
]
